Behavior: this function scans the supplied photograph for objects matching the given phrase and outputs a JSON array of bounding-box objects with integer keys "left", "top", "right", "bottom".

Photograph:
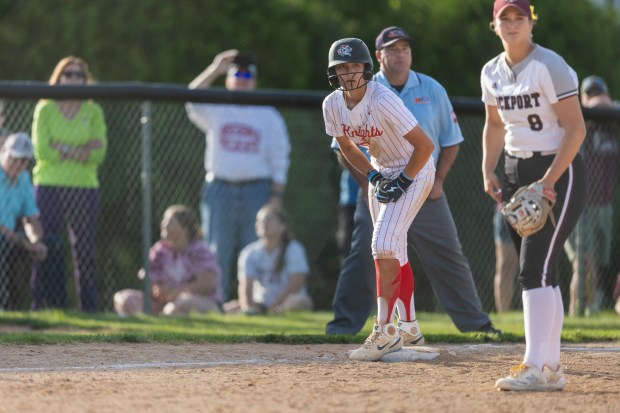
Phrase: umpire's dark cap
[
  {"left": 375, "top": 26, "right": 412, "bottom": 50},
  {"left": 581, "top": 76, "right": 608, "bottom": 95}
]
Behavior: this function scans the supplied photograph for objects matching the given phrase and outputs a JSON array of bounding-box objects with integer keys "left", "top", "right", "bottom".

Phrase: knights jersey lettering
[
  {"left": 322, "top": 81, "right": 419, "bottom": 170},
  {"left": 481, "top": 44, "right": 579, "bottom": 152}
]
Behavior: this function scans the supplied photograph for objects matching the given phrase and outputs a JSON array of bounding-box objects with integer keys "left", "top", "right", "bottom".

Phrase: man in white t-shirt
[{"left": 186, "top": 50, "right": 291, "bottom": 301}]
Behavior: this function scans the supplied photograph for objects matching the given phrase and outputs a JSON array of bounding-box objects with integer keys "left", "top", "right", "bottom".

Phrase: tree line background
[{"left": 0, "top": 0, "right": 619, "bottom": 97}]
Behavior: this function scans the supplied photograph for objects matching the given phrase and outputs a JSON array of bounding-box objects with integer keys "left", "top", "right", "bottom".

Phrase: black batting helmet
[{"left": 327, "top": 38, "right": 374, "bottom": 89}]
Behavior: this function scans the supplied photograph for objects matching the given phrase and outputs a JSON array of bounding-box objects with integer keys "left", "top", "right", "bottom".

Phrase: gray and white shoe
[
  {"left": 349, "top": 319, "right": 403, "bottom": 361},
  {"left": 398, "top": 319, "right": 425, "bottom": 346},
  {"left": 543, "top": 364, "right": 566, "bottom": 391},
  {"left": 495, "top": 364, "right": 546, "bottom": 391}
]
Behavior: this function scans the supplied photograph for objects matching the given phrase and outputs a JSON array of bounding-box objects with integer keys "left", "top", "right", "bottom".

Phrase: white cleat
[
  {"left": 495, "top": 364, "right": 546, "bottom": 391},
  {"left": 543, "top": 364, "right": 566, "bottom": 391},
  {"left": 398, "top": 319, "right": 425, "bottom": 346},
  {"left": 349, "top": 320, "right": 402, "bottom": 361}
]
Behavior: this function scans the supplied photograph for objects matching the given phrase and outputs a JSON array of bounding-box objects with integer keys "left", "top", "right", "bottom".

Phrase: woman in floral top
[{"left": 114, "top": 205, "right": 221, "bottom": 316}]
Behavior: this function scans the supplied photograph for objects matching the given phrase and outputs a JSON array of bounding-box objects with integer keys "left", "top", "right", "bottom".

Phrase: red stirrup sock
[
  {"left": 396, "top": 262, "right": 416, "bottom": 322},
  {"left": 375, "top": 259, "right": 401, "bottom": 325}
]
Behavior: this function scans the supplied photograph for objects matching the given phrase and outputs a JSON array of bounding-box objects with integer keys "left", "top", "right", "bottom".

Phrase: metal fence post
[
  {"left": 576, "top": 218, "right": 586, "bottom": 316},
  {"left": 140, "top": 101, "right": 153, "bottom": 314}
]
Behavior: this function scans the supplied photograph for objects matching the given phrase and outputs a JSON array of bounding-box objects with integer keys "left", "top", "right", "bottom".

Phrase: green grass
[{"left": 0, "top": 310, "right": 618, "bottom": 345}]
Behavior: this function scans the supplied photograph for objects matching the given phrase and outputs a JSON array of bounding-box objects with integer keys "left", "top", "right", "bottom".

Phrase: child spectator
[{"left": 223, "top": 204, "right": 313, "bottom": 314}]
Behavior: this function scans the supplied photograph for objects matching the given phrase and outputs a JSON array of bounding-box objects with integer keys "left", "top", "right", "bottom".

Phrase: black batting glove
[
  {"left": 367, "top": 169, "right": 383, "bottom": 187},
  {"left": 375, "top": 171, "right": 414, "bottom": 203}
]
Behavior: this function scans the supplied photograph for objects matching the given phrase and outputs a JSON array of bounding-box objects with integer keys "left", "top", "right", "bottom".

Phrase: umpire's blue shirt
[{"left": 374, "top": 70, "right": 463, "bottom": 167}]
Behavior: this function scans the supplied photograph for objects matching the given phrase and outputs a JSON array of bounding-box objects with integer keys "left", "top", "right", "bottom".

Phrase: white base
[
  {"left": 347, "top": 346, "right": 440, "bottom": 362},
  {"left": 379, "top": 346, "right": 440, "bottom": 362}
]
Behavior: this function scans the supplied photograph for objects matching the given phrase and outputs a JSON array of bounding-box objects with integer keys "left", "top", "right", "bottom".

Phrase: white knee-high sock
[
  {"left": 546, "top": 286, "right": 564, "bottom": 370},
  {"left": 522, "top": 286, "right": 556, "bottom": 371}
]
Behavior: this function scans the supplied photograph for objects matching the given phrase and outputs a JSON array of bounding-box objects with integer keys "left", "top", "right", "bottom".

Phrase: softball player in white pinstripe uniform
[
  {"left": 323, "top": 38, "right": 435, "bottom": 361},
  {"left": 482, "top": 0, "right": 586, "bottom": 391}
]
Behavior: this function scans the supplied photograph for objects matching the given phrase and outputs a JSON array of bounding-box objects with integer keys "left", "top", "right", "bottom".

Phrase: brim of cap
[
  {"left": 582, "top": 87, "right": 605, "bottom": 95},
  {"left": 494, "top": 4, "right": 529, "bottom": 18},
  {"left": 229, "top": 64, "right": 257, "bottom": 71},
  {"left": 379, "top": 37, "right": 412, "bottom": 49},
  {"left": 9, "top": 151, "right": 33, "bottom": 159}
]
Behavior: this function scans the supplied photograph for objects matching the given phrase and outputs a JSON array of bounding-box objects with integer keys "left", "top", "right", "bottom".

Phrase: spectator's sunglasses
[
  {"left": 233, "top": 70, "right": 253, "bottom": 79},
  {"left": 61, "top": 70, "right": 85, "bottom": 79}
]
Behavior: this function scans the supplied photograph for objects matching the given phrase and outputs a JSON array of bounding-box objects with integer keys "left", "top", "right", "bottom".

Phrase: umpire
[{"left": 326, "top": 26, "right": 498, "bottom": 335}]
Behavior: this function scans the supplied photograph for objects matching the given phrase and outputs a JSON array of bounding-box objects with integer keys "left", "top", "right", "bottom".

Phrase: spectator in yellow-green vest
[{"left": 31, "top": 56, "right": 107, "bottom": 312}]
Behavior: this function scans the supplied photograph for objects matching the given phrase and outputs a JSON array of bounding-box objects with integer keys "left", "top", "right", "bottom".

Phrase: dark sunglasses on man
[{"left": 233, "top": 70, "right": 253, "bottom": 79}]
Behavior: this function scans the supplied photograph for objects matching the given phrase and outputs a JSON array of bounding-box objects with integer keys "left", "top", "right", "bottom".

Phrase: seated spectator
[
  {"left": 114, "top": 205, "right": 221, "bottom": 316},
  {"left": 223, "top": 204, "right": 313, "bottom": 314},
  {"left": 0, "top": 133, "right": 48, "bottom": 309}
]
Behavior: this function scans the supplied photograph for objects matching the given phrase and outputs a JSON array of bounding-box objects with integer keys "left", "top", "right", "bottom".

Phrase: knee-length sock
[
  {"left": 375, "top": 259, "right": 401, "bottom": 325},
  {"left": 522, "top": 286, "right": 556, "bottom": 371},
  {"left": 396, "top": 262, "right": 416, "bottom": 322}
]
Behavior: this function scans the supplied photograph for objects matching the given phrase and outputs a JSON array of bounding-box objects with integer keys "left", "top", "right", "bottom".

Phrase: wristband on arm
[
  {"left": 367, "top": 169, "right": 382, "bottom": 186},
  {"left": 396, "top": 171, "right": 414, "bottom": 189}
]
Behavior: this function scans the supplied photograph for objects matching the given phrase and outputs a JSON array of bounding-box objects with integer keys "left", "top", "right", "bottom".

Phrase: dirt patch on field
[{"left": 0, "top": 342, "right": 618, "bottom": 413}]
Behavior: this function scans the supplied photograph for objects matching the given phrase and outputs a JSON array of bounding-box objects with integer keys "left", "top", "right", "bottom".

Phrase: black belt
[{"left": 211, "top": 178, "right": 269, "bottom": 186}]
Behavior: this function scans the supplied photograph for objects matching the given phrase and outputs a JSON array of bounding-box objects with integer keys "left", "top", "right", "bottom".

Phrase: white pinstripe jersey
[
  {"left": 323, "top": 81, "right": 420, "bottom": 172},
  {"left": 481, "top": 44, "right": 579, "bottom": 152}
]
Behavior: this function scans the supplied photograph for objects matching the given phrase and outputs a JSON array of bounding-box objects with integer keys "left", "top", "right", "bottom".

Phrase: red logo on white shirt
[{"left": 221, "top": 124, "right": 260, "bottom": 153}]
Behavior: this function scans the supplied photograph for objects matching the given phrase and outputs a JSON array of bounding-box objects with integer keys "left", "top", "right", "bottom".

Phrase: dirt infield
[{"left": 0, "top": 342, "right": 618, "bottom": 413}]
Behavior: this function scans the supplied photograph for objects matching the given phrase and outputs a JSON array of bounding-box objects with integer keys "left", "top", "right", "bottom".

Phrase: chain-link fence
[{"left": 1, "top": 84, "right": 619, "bottom": 315}]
